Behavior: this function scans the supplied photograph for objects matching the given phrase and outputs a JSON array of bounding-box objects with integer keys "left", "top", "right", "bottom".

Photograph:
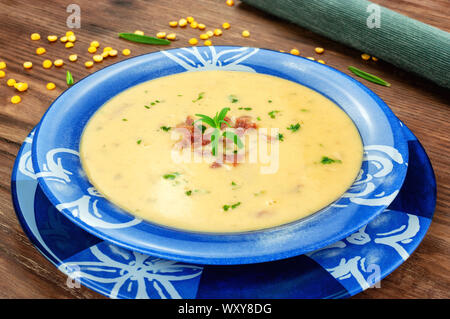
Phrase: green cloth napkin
[{"left": 242, "top": 0, "right": 450, "bottom": 88}]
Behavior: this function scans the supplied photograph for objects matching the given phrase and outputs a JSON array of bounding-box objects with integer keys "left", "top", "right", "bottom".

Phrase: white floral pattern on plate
[{"left": 59, "top": 243, "right": 203, "bottom": 299}]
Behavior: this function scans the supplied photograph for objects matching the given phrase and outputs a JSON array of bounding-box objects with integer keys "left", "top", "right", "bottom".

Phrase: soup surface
[{"left": 80, "top": 71, "right": 363, "bottom": 232}]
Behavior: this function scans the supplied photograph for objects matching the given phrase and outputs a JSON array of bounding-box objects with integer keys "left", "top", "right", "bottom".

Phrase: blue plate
[
  {"left": 31, "top": 46, "right": 408, "bottom": 264},
  {"left": 12, "top": 123, "right": 435, "bottom": 298}
]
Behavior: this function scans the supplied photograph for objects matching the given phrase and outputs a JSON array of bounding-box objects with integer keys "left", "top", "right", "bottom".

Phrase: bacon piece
[
  {"left": 210, "top": 162, "right": 222, "bottom": 168},
  {"left": 235, "top": 116, "right": 257, "bottom": 130}
]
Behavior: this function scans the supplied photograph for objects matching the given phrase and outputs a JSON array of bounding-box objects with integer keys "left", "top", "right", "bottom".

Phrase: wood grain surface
[{"left": 0, "top": 0, "right": 448, "bottom": 299}]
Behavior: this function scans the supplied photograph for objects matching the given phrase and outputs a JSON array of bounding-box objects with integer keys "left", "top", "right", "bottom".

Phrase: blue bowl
[{"left": 32, "top": 46, "right": 408, "bottom": 265}]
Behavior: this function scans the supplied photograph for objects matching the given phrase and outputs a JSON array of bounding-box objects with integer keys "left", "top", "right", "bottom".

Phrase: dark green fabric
[{"left": 242, "top": 0, "right": 450, "bottom": 88}]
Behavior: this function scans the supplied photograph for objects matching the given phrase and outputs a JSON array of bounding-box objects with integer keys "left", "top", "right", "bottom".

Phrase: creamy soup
[{"left": 80, "top": 71, "right": 363, "bottom": 232}]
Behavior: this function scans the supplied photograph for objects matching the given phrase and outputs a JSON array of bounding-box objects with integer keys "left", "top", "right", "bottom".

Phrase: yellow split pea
[
  {"left": 122, "top": 49, "right": 131, "bottom": 56},
  {"left": 46, "top": 82, "right": 56, "bottom": 90},
  {"left": 14, "top": 82, "right": 28, "bottom": 92},
  {"left": 166, "top": 33, "right": 177, "bottom": 40},
  {"left": 156, "top": 32, "right": 166, "bottom": 39},
  {"left": 36, "top": 47, "right": 46, "bottom": 55},
  {"left": 11, "top": 95, "right": 21, "bottom": 104},
  {"left": 47, "top": 35, "right": 58, "bottom": 42},
  {"left": 23, "top": 61, "right": 33, "bottom": 69},
  {"left": 42, "top": 59, "right": 52, "bottom": 69},
  {"left": 93, "top": 55, "right": 103, "bottom": 63},
  {"left": 54, "top": 59, "right": 64, "bottom": 67},
  {"left": 30, "top": 33, "right": 40, "bottom": 40}
]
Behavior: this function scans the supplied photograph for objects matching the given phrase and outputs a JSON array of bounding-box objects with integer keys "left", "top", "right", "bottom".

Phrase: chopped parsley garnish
[
  {"left": 301, "top": 109, "right": 309, "bottom": 112},
  {"left": 192, "top": 92, "right": 205, "bottom": 103},
  {"left": 163, "top": 172, "right": 180, "bottom": 180},
  {"left": 287, "top": 123, "right": 301, "bottom": 132},
  {"left": 238, "top": 107, "right": 252, "bottom": 111},
  {"left": 256, "top": 116, "right": 261, "bottom": 121},
  {"left": 160, "top": 126, "right": 171, "bottom": 132},
  {"left": 320, "top": 156, "right": 342, "bottom": 164},
  {"left": 231, "top": 181, "right": 241, "bottom": 189},
  {"left": 268, "top": 100, "right": 273, "bottom": 103},
  {"left": 144, "top": 105, "right": 151, "bottom": 109},
  {"left": 228, "top": 94, "right": 239, "bottom": 103},
  {"left": 185, "top": 190, "right": 192, "bottom": 196},
  {"left": 136, "top": 139, "right": 142, "bottom": 144},
  {"left": 268, "top": 110, "right": 280, "bottom": 119},
  {"left": 223, "top": 202, "right": 241, "bottom": 211},
  {"left": 122, "top": 118, "right": 128, "bottom": 121},
  {"left": 278, "top": 133, "right": 284, "bottom": 141}
]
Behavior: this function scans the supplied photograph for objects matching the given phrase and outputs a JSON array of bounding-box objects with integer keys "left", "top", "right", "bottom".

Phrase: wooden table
[{"left": 0, "top": 0, "right": 448, "bottom": 299}]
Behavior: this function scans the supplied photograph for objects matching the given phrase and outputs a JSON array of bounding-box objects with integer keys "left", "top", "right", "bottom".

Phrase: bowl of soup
[{"left": 31, "top": 46, "right": 408, "bottom": 264}]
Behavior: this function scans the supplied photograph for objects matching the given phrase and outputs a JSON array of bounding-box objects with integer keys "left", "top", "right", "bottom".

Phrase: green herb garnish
[
  {"left": 238, "top": 107, "right": 252, "bottom": 111},
  {"left": 223, "top": 201, "right": 241, "bottom": 211},
  {"left": 268, "top": 110, "right": 280, "bottom": 119},
  {"left": 163, "top": 172, "right": 180, "bottom": 180},
  {"left": 287, "top": 123, "right": 301, "bottom": 132},
  {"left": 320, "top": 156, "right": 342, "bottom": 164},
  {"left": 122, "top": 118, "right": 128, "bottom": 121},
  {"left": 66, "top": 70, "right": 74, "bottom": 86},
  {"left": 160, "top": 126, "right": 171, "bottom": 132},
  {"left": 194, "top": 107, "right": 244, "bottom": 156},
  {"left": 185, "top": 190, "right": 192, "bottom": 196},
  {"left": 118, "top": 33, "right": 171, "bottom": 45},
  {"left": 348, "top": 66, "right": 391, "bottom": 87},
  {"left": 256, "top": 116, "right": 261, "bottom": 121},
  {"left": 137, "top": 139, "right": 142, "bottom": 144},
  {"left": 228, "top": 94, "right": 239, "bottom": 103},
  {"left": 278, "top": 133, "right": 284, "bottom": 141},
  {"left": 192, "top": 92, "right": 205, "bottom": 103},
  {"left": 144, "top": 105, "right": 151, "bottom": 109}
]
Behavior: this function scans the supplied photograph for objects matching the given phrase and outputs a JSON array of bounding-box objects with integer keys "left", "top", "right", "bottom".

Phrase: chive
[
  {"left": 118, "top": 33, "right": 171, "bottom": 45},
  {"left": 160, "top": 126, "right": 171, "bottom": 132},
  {"left": 348, "top": 66, "right": 391, "bottom": 87},
  {"left": 238, "top": 107, "right": 252, "bottom": 111},
  {"left": 122, "top": 118, "right": 128, "bottom": 121},
  {"left": 144, "top": 105, "right": 151, "bottom": 109},
  {"left": 278, "top": 133, "right": 284, "bottom": 141},
  {"left": 287, "top": 123, "right": 301, "bottom": 132},
  {"left": 320, "top": 156, "right": 342, "bottom": 164},
  {"left": 66, "top": 70, "right": 74, "bottom": 86}
]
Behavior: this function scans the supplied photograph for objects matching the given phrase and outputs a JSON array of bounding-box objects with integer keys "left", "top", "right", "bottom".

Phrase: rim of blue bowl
[{"left": 31, "top": 46, "right": 408, "bottom": 265}]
